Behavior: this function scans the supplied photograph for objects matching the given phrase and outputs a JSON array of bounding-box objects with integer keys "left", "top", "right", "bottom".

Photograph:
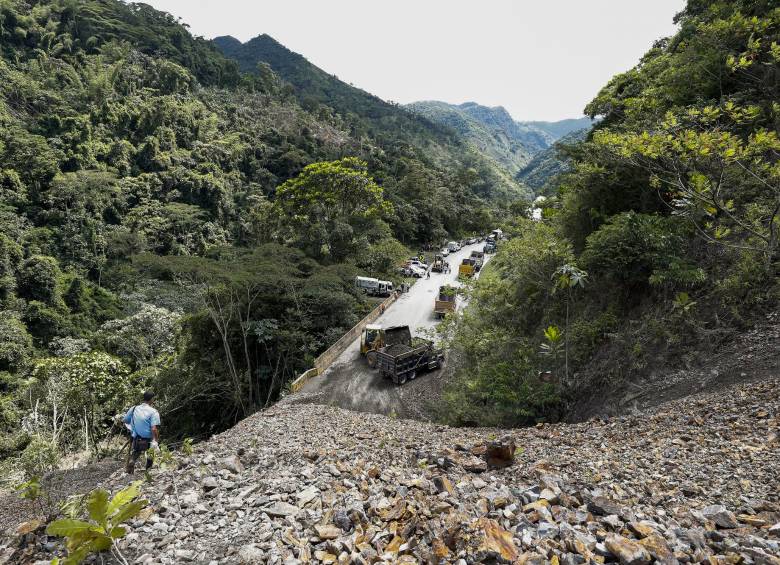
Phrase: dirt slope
[{"left": 570, "top": 311, "right": 780, "bottom": 422}]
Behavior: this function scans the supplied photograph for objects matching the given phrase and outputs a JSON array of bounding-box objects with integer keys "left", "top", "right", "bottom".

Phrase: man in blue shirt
[{"left": 123, "top": 391, "right": 161, "bottom": 474}]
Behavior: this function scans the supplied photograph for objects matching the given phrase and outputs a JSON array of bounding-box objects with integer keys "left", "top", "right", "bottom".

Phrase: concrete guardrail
[{"left": 289, "top": 292, "right": 399, "bottom": 393}]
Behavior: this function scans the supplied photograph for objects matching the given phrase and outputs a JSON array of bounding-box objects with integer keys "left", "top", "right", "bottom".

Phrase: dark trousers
[{"left": 126, "top": 437, "right": 153, "bottom": 474}]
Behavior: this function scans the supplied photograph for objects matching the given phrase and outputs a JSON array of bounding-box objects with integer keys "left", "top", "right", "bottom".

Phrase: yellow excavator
[{"left": 360, "top": 324, "right": 412, "bottom": 368}]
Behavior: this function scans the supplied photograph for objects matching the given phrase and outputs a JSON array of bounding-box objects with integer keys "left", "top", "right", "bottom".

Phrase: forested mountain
[
  {"left": 522, "top": 117, "right": 593, "bottom": 140},
  {"left": 212, "top": 34, "right": 527, "bottom": 201},
  {"left": 516, "top": 128, "right": 590, "bottom": 194},
  {"left": 406, "top": 100, "right": 590, "bottom": 178},
  {"left": 443, "top": 0, "right": 780, "bottom": 427},
  {"left": 404, "top": 101, "right": 535, "bottom": 174},
  {"left": 454, "top": 102, "right": 553, "bottom": 154},
  {"left": 0, "top": 0, "right": 529, "bottom": 468}
]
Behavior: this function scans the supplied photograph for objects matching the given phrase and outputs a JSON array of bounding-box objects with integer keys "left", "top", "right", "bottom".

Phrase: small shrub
[{"left": 20, "top": 437, "right": 60, "bottom": 478}]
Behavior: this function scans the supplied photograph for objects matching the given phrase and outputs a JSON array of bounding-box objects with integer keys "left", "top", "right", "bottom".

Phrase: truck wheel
[
  {"left": 409, "top": 371, "right": 417, "bottom": 380},
  {"left": 398, "top": 373, "right": 407, "bottom": 385},
  {"left": 367, "top": 351, "right": 378, "bottom": 369}
]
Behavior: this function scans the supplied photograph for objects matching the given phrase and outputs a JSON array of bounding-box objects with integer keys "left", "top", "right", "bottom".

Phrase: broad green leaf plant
[{"left": 47, "top": 481, "right": 147, "bottom": 565}]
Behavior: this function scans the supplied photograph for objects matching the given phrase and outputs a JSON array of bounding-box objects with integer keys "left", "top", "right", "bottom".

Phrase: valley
[{"left": 0, "top": 0, "right": 778, "bottom": 563}]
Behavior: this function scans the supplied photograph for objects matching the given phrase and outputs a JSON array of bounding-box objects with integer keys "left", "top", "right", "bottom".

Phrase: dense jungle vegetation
[
  {"left": 0, "top": 0, "right": 522, "bottom": 477},
  {"left": 2, "top": 0, "right": 778, "bottom": 480},
  {"left": 442, "top": 0, "right": 780, "bottom": 427}
]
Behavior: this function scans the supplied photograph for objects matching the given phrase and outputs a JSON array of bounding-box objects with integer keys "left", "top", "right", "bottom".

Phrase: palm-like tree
[{"left": 554, "top": 264, "right": 588, "bottom": 384}]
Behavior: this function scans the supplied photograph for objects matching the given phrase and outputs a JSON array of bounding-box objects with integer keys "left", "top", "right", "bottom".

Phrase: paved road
[
  {"left": 287, "top": 243, "right": 490, "bottom": 419},
  {"left": 380, "top": 242, "right": 487, "bottom": 336}
]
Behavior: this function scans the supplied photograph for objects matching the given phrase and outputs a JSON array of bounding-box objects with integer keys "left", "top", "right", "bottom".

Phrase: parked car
[
  {"left": 440, "top": 248, "right": 450, "bottom": 257},
  {"left": 447, "top": 241, "right": 461, "bottom": 252},
  {"left": 467, "top": 237, "right": 477, "bottom": 245},
  {"left": 401, "top": 265, "right": 426, "bottom": 278},
  {"left": 407, "top": 259, "right": 428, "bottom": 271},
  {"left": 409, "top": 265, "right": 426, "bottom": 278}
]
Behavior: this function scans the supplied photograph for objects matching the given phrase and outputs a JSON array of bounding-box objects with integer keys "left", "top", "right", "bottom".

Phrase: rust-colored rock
[
  {"left": 605, "top": 533, "right": 652, "bottom": 565},
  {"left": 471, "top": 517, "right": 520, "bottom": 563},
  {"left": 484, "top": 438, "right": 517, "bottom": 469}
]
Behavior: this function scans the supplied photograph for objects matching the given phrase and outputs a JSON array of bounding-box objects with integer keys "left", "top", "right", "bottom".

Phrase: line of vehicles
[{"left": 352, "top": 228, "right": 505, "bottom": 385}]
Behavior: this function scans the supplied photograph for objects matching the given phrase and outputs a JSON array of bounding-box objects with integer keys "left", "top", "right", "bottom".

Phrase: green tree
[
  {"left": 0, "top": 313, "right": 33, "bottom": 375},
  {"left": 28, "top": 352, "right": 134, "bottom": 455},
  {"left": 17, "top": 255, "right": 61, "bottom": 304},
  {"left": 274, "top": 157, "right": 393, "bottom": 260},
  {"left": 593, "top": 106, "right": 780, "bottom": 264},
  {"left": 553, "top": 264, "right": 588, "bottom": 384}
]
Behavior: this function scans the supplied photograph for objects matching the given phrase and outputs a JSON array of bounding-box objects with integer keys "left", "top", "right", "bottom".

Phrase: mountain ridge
[
  {"left": 213, "top": 34, "right": 529, "bottom": 200},
  {"left": 406, "top": 100, "right": 590, "bottom": 178}
]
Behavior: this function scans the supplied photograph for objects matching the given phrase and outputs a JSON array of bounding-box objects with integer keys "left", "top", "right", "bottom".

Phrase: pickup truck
[{"left": 376, "top": 339, "right": 444, "bottom": 385}]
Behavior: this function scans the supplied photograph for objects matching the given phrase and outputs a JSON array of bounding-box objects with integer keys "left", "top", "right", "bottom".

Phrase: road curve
[{"left": 287, "top": 243, "right": 490, "bottom": 419}]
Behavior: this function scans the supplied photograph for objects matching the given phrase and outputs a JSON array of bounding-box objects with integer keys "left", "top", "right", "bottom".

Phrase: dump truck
[
  {"left": 431, "top": 254, "right": 446, "bottom": 273},
  {"left": 458, "top": 257, "right": 477, "bottom": 278},
  {"left": 434, "top": 285, "right": 457, "bottom": 318},
  {"left": 355, "top": 276, "right": 394, "bottom": 297},
  {"left": 360, "top": 324, "right": 412, "bottom": 368},
  {"left": 470, "top": 250, "right": 485, "bottom": 271},
  {"left": 376, "top": 339, "right": 444, "bottom": 385}
]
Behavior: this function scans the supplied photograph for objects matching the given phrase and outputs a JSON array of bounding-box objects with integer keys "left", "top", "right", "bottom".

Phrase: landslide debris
[{"left": 3, "top": 378, "right": 779, "bottom": 564}]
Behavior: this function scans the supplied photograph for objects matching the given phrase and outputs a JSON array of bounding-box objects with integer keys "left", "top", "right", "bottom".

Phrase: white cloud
[{"left": 144, "top": 0, "right": 685, "bottom": 121}]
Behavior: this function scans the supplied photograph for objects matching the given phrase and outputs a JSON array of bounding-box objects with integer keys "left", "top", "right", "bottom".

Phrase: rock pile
[{"left": 3, "top": 378, "right": 779, "bottom": 564}]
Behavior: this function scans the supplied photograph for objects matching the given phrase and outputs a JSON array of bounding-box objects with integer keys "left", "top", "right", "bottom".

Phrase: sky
[{"left": 143, "top": 0, "right": 686, "bottom": 122}]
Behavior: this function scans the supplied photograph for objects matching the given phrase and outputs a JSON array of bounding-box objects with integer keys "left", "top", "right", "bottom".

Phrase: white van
[
  {"left": 447, "top": 241, "right": 461, "bottom": 252},
  {"left": 355, "top": 276, "right": 394, "bottom": 297}
]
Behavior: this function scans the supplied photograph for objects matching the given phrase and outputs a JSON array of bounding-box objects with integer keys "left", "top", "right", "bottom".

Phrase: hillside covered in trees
[
  {"left": 1, "top": 0, "right": 778, "bottom": 491},
  {"left": 406, "top": 100, "right": 591, "bottom": 177},
  {"left": 0, "top": 0, "right": 529, "bottom": 475},
  {"left": 516, "top": 128, "right": 590, "bottom": 194},
  {"left": 442, "top": 0, "right": 780, "bottom": 427},
  {"left": 212, "top": 34, "right": 527, "bottom": 201}
]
